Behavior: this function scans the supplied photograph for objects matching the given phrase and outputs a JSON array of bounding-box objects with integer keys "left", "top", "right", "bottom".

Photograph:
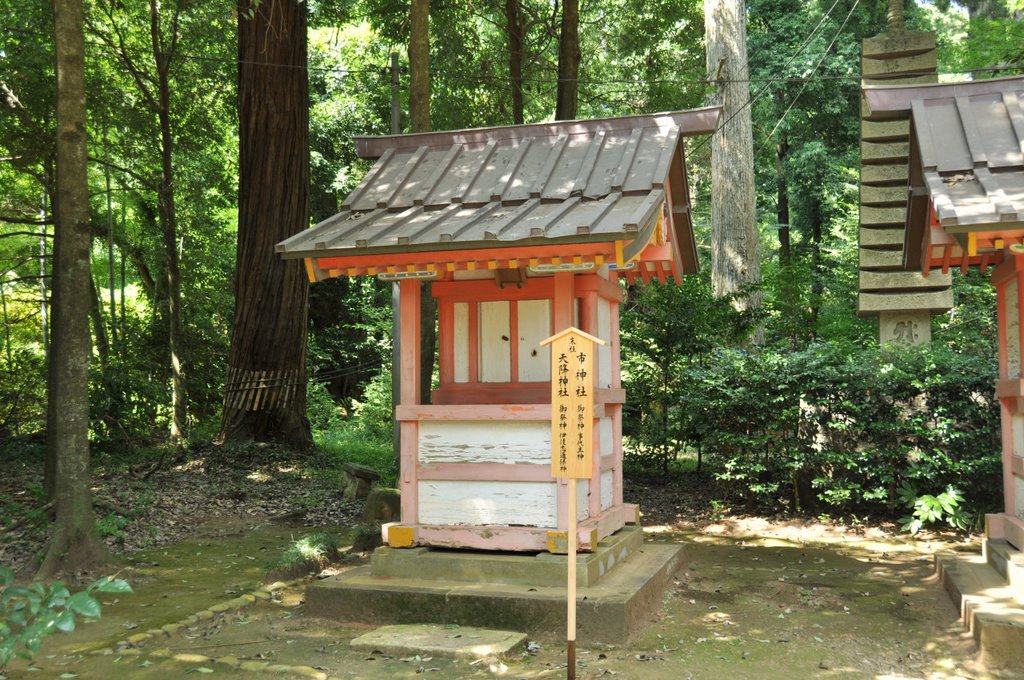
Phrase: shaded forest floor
[
  {"left": 0, "top": 443, "right": 363, "bottom": 575},
  {"left": 0, "top": 444, "right": 1003, "bottom": 679}
]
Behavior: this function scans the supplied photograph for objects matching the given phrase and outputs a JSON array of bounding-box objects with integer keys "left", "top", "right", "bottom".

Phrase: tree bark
[
  {"left": 886, "top": 0, "right": 905, "bottom": 31},
  {"left": 409, "top": 0, "right": 430, "bottom": 134},
  {"left": 705, "top": 0, "right": 762, "bottom": 330},
  {"left": 217, "top": 0, "right": 312, "bottom": 449},
  {"left": 555, "top": 0, "right": 579, "bottom": 120},
  {"left": 149, "top": 0, "right": 187, "bottom": 443},
  {"left": 89, "top": 276, "right": 110, "bottom": 371},
  {"left": 505, "top": 0, "right": 525, "bottom": 125},
  {"left": 40, "top": 0, "right": 108, "bottom": 579}
]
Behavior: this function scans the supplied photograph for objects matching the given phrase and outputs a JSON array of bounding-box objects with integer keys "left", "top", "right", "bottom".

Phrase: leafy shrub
[{"left": 0, "top": 568, "right": 132, "bottom": 668}]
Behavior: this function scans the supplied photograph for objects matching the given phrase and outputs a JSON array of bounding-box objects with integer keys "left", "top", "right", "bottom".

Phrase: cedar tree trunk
[
  {"left": 40, "top": 0, "right": 108, "bottom": 579},
  {"left": 705, "top": 0, "right": 762, "bottom": 327},
  {"left": 217, "top": 0, "right": 312, "bottom": 449},
  {"left": 505, "top": 0, "right": 525, "bottom": 124},
  {"left": 555, "top": 0, "right": 579, "bottom": 120}
]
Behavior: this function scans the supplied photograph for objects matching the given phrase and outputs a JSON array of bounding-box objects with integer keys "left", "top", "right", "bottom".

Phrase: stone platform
[
  {"left": 305, "top": 526, "right": 684, "bottom": 643},
  {"left": 935, "top": 538, "right": 1024, "bottom": 669}
]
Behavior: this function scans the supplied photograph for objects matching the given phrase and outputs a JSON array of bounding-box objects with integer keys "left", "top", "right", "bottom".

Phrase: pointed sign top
[{"left": 539, "top": 326, "right": 607, "bottom": 348}]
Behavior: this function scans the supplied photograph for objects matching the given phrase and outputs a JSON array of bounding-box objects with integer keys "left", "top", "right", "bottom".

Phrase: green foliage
[
  {"left": 270, "top": 532, "right": 342, "bottom": 572},
  {"left": 0, "top": 568, "right": 131, "bottom": 668},
  {"left": 898, "top": 484, "right": 971, "bottom": 535}
]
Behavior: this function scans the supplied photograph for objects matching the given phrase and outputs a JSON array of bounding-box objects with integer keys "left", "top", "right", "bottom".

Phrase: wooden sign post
[{"left": 540, "top": 327, "right": 606, "bottom": 680}]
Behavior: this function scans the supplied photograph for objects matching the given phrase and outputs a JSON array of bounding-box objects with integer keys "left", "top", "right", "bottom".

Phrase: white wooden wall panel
[
  {"left": 597, "top": 297, "right": 612, "bottom": 388},
  {"left": 1017, "top": 475, "right": 1024, "bottom": 522},
  {"left": 453, "top": 302, "right": 469, "bottom": 383},
  {"left": 599, "top": 417, "right": 613, "bottom": 456},
  {"left": 479, "top": 301, "right": 511, "bottom": 382},
  {"left": 517, "top": 299, "right": 552, "bottom": 381},
  {"left": 600, "top": 470, "right": 614, "bottom": 510},
  {"left": 1009, "top": 285, "right": 1021, "bottom": 376},
  {"left": 419, "top": 420, "right": 550, "bottom": 464},
  {"left": 419, "top": 480, "right": 556, "bottom": 526}
]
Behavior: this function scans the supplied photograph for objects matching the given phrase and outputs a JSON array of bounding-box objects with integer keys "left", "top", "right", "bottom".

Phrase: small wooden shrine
[
  {"left": 864, "top": 76, "right": 1024, "bottom": 549},
  {"left": 278, "top": 109, "right": 719, "bottom": 553}
]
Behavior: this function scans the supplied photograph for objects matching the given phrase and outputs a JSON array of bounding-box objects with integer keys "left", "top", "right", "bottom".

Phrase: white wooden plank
[
  {"left": 419, "top": 420, "right": 551, "bottom": 464},
  {"left": 517, "top": 299, "right": 551, "bottom": 382},
  {"left": 576, "top": 480, "right": 590, "bottom": 521},
  {"left": 418, "top": 480, "right": 556, "bottom": 527},
  {"left": 479, "top": 301, "right": 511, "bottom": 382},
  {"left": 1009, "top": 285, "right": 1020, "bottom": 377},
  {"left": 453, "top": 302, "right": 469, "bottom": 383},
  {"left": 600, "top": 470, "right": 614, "bottom": 510},
  {"left": 597, "top": 297, "right": 612, "bottom": 388},
  {"left": 599, "top": 418, "right": 613, "bottom": 456}
]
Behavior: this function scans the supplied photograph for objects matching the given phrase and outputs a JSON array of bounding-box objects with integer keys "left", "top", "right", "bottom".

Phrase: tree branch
[{"left": 0, "top": 217, "right": 54, "bottom": 227}]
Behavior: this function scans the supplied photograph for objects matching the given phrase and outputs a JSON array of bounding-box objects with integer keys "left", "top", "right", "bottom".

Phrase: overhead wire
[{"left": 759, "top": 0, "right": 863, "bottom": 150}]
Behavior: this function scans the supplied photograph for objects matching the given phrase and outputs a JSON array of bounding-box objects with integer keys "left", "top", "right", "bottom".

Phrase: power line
[{"left": 760, "top": 0, "right": 863, "bottom": 149}]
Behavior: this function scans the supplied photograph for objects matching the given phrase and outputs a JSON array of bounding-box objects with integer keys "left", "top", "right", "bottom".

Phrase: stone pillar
[
  {"left": 858, "top": 31, "right": 952, "bottom": 342},
  {"left": 991, "top": 252, "right": 1024, "bottom": 550}
]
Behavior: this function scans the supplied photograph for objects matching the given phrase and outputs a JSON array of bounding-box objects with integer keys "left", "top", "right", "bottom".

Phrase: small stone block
[
  {"left": 861, "top": 119, "right": 910, "bottom": 143},
  {"left": 215, "top": 655, "right": 242, "bottom": 669},
  {"left": 253, "top": 590, "right": 271, "bottom": 600},
  {"left": 161, "top": 623, "right": 182, "bottom": 635},
  {"left": 241, "top": 593, "right": 257, "bottom": 603},
  {"left": 387, "top": 525, "right": 416, "bottom": 548},
  {"left": 207, "top": 602, "right": 230, "bottom": 612},
  {"left": 118, "top": 648, "right": 142, "bottom": 656},
  {"left": 195, "top": 609, "right": 214, "bottom": 620},
  {"left": 173, "top": 653, "right": 212, "bottom": 664},
  {"left": 239, "top": 661, "right": 271, "bottom": 672},
  {"left": 126, "top": 633, "right": 150, "bottom": 646},
  {"left": 861, "top": 164, "right": 908, "bottom": 185},
  {"left": 181, "top": 615, "right": 199, "bottom": 625},
  {"left": 547, "top": 531, "right": 567, "bottom": 554},
  {"left": 351, "top": 624, "right": 527, "bottom": 660}
]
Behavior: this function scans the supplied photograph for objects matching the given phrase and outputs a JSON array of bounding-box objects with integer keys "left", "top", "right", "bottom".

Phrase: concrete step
[
  {"left": 984, "top": 538, "right": 1024, "bottom": 596},
  {"left": 935, "top": 550, "right": 1024, "bottom": 669},
  {"left": 305, "top": 541, "right": 686, "bottom": 643}
]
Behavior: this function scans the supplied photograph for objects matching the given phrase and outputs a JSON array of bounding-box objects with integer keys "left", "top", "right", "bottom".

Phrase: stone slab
[
  {"left": 879, "top": 310, "right": 932, "bottom": 345},
  {"left": 370, "top": 524, "right": 644, "bottom": 589},
  {"left": 861, "top": 119, "right": 910, "bottom": 143},
  {"left": 858, "top": 288, "right": 953, "bottom": 314},
  {"left": 305, "top": 541, "right": 685, "bottom": 643},
  {"left": 860, "top": 269, "right": 951, "bottom": 292},
  {"left": 860, "top": 205, "right": 907, "bottom": 227},
  {"left": 859, "top": 248, "right": 904, "bottom": 269},
  {"left": 984, "top": 538, "right": 1024, "bottom": 595},
  {"left": 860, "top": 227, "right": 906, "bottom": 248},
  {"left": 860, "top": 184, "right": 907, "bottom": 206},
  {"left": 861, "top": 140, "right": 909, "bottom": 164},
  {"left": 861, "top": 163, "right": 908, "bottom": 186},
  {"left": 935, "top": 551, "right": 1024, "bottom": 670},
  {"left": 350, "top": 624, "right": 526, "bottom": 660},
  {"left": 862, "top": 50, "right": 937, "bottom": 78},
  {"left": 863, "top": 31, "right": 935, "bottom": 59}
]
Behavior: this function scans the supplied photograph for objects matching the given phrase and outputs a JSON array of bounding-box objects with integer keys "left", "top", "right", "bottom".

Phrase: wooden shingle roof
[
  {"left": 277, "top": 109, "right": 719, "bottom": 280},
  {"left": 864, "top": 76, "right": 1024, "bottom": 271}
]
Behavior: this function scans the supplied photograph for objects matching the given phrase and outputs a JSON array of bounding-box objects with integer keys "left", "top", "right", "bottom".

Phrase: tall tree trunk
[
  {"left": 150, "top": 0, "right": 187, "bottom": 443},
  {"left": 40, "top": 0, "right": 108, "bottom": 579},
  {"left": 105, "top": 162, "right": 118, "bottom": 349},
  {"left": 408, "top": 0, "right": 436, "bottom": 405},
  {"left": 505, "top": 0, "right": 525, "bottom": 125},
  {"left": 555, "top": 0, "right": 579, "bottom": 120},
  {"left": 776, "top": 134, "right": 790, "bottom": 265},
  {"left": 89, "top": 276, "right": 110, "bottom": 371},
  {"left": 218, "top": 0, "right": 312, "bottom": 449},
  {"left": 409, "top": 0, "right": 430, "bottom": 133},
  {"left": 705, "top": 0, "right": 762, "bottom": 333}
]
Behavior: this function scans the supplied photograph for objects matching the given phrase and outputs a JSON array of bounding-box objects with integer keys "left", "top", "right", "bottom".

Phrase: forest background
[{"left": 2, "top": 0, "right": 1024, "bottom": 544}]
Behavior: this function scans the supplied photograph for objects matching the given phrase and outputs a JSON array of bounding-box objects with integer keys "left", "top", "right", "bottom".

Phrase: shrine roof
[
  {"left": 863, "top": 76, "right": 1024, "bottom": 270},
  {"left": 277, "top": 109, "right": 720, "bottom": 273}
]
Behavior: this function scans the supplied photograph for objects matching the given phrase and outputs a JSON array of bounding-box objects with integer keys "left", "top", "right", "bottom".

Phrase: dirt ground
[{"left": 0, "top": 515, "right": 1009, "bottom": 680}]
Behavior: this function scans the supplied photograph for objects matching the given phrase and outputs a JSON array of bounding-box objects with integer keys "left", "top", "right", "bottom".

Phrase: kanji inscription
[{"left": 542, "top": 328, "right": 605, "bottom": 479}]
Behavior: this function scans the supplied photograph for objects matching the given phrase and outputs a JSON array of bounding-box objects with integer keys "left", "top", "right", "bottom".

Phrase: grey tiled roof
[
  {"left": 277, "top": 109, "right": 719, "bottom": 262},
  {"left": 863, "top": 77, "right": 1024, "bottom": 266}
]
